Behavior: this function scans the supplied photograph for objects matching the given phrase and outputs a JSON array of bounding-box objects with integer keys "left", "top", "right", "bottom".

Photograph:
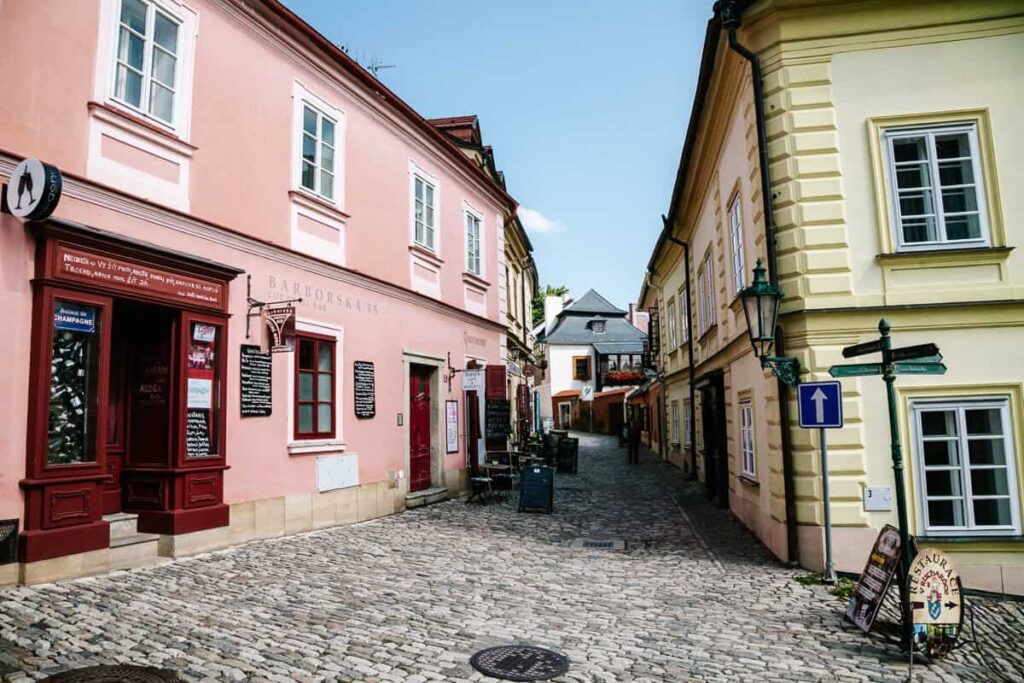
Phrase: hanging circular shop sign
[
  {"left": 908, "top": 548, "right": 962, "bottom": 658},
  {"left": 5, "top": 158, "right": 62, "bottom": 221}
]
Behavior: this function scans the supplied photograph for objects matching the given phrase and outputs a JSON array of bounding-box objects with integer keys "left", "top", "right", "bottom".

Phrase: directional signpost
[
  {"left": 828, "top": 319, "right": 946, "bottom": 648},
  {"left": 797, "top": 380, "right": 843, "bottom": 583}
]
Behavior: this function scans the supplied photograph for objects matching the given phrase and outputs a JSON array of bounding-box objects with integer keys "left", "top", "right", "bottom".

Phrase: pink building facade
[{"left": 0, "top": 0, "right": 514, "bottom": 583}]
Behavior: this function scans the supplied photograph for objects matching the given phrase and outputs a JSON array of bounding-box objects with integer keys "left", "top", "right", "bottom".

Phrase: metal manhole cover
[
  {"left": 41, "top": 666, "right": 183, "bottom": 682},
  {"left": 470, "top": 645, "right": 569, "bottom": 681}
]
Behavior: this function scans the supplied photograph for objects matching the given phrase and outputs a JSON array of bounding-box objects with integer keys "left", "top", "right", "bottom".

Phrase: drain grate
[
  {"left": 40, "top": 665, "right": 183, "bottom": 682},
  {"left": 470, "top": 645, "right": 569, "bottom": 681},
  {"left": 569, "top": 538, "right": 625, "bottom": 550}
]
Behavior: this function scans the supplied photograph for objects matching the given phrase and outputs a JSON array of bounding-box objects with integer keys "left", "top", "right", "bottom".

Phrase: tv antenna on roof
[
  {"left": 333, "top": 40, "right": 395, "bottom": 78},
  {"left": 365, "top": 58, "right": 395, "bottom": 77}
]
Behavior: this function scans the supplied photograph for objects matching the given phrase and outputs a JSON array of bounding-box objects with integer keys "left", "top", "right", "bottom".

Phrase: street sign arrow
[
  {"left": 889, "top": 343, "right": 940, "bottom": 362},
  {"left": 893, "top": 361, "right": 947, "bottom": 375},
  {"left": 842, "top": 340, "right": 884, "bottom": 358},
  {"left": 812, "top": 388, "right": 826, "bottom": 423},
  {"left": 829, "top": 363, "right": 883, "bottom": 377}
]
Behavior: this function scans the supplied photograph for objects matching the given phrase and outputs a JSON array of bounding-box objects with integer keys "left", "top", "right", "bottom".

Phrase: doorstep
[
  {"left": 104, "top": 512, "right": 164, "bottom": 572},
  {"left": 405, "top": 487, "right": 449, "bottom": 509}
]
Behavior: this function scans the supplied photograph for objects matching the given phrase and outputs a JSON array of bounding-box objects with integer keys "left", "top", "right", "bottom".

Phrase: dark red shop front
[{"left": 19, "top": 220, "right": 242, "bottom": 563}]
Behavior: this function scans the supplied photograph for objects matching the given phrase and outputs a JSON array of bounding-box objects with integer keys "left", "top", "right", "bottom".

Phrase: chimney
[{"left": 544, "top": 295, "right": 565, "bottom": 336}]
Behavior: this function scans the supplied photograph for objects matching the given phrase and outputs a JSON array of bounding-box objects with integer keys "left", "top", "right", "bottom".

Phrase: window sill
[
  {"left": 409, "top": 244, "right": 443, "bottom": 265},
  {"left": 915, "top": 534, "right": 1024, "bottom": 544},
  {"left": 876, "top": 246, "right": 1012, "bottom": 262},
  {"left": 88, "top": 101, "right": 196, "bottom": 155},
  {"left": 698, "top": 324, "right": 717, "bottom": 343},
  {"left": 738, "top": 474, "right": 760, "bottom": 488},
  {"left": 729, "top": 295, "right": 744, "bottom": 314},
  {"left": 289, "top": 439, "right": 346, "bottom": 456},
  {"left": 289, "top": 189, "right": 349, "bottom": 220},
  {"left": 462, "top": 271, "right": 490, "bottom": 288}
]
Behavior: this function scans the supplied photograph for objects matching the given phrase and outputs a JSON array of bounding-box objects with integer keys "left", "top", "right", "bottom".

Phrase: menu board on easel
[
  {"left": 240, "top": 344, "right": 272, "bottom": 417},
  {"left": 353, "top": 361, "right": 375, "bottom": 418}
]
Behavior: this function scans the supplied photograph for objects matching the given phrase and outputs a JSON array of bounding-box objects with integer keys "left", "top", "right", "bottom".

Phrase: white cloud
[{"left": 519, "top": 207, "right": 566, "bottom": 235}]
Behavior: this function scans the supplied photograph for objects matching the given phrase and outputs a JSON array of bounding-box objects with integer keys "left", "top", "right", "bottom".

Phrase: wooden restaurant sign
[{"left": 53, "top": 244, "right": 226, "bottom": 310}]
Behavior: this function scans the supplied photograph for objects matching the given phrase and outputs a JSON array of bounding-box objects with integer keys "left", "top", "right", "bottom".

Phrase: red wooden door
[
  {"left": 409, "top": 366, "right": 432, "bottom": 492},
  {"left": 102, "top": 332, "right": 127, "bottom": 514}
]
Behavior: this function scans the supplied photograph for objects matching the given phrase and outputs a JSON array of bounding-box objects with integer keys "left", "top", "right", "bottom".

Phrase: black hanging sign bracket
[{"left": 245, "top": 274, "right": 302, "bottom": 344}]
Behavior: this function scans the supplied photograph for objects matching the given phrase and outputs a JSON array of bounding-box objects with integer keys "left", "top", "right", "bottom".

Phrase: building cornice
[{"left": 1, "top": 153, "right": 507, "bottom": 334}]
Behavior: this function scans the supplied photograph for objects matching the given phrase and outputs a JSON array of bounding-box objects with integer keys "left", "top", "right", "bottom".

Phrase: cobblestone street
[{"left": 1, "top": 433, "right": 1022, "bottom": 682}]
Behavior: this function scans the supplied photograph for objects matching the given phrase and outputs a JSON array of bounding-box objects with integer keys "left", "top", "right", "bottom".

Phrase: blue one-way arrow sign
[{"left": 798, "top": 381, "right": 843, "bottom": 429}]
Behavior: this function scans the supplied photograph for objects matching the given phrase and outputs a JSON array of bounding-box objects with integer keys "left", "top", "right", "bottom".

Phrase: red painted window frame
[
  {"left": 177, "top": 311, "right": 227, "bottom": 465},
  {"left": 293, "top": 332, "right": 336, "bottom": 440},
  {"left": 27, "top": 287, "right": 114, "bottom": 481}
]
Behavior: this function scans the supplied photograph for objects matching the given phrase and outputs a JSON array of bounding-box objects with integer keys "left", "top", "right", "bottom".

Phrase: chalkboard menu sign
[
  {"left": 485, "top": 399, "right": 511, "bottom": 439},
  {"left": 846, "top": 524, "right": 902, "bottom": 633},
  {"left": 354, "top": 361, "right": 375, "bottom": 418},
  {"left": 240, "top": 344, "right": 272, "bottom": 417},
  {"left": 518, "top": 465, "right": 553, "bottom": 514},
  {"left": 185, "top": 409, "right": 210, "bottom": 458}
]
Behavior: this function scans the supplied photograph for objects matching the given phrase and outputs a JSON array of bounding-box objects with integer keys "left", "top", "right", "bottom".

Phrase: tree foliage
[{"left": 532, "top": 284, "right": 569, "bottom": 327}]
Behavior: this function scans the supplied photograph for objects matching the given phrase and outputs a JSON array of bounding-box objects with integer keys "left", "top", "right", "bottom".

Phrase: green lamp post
[{"left": 739, "top": 259, "right": 800, "bottom": 385}]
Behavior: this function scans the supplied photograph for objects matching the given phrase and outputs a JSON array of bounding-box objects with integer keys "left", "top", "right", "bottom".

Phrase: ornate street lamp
[{"left": 739, "top": 259, "right": 800, "bottom": 385}]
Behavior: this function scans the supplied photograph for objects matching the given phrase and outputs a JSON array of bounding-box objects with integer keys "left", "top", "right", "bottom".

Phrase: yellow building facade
[{"left": 644, "top": 0, "right": 1024, "bottom": 594}]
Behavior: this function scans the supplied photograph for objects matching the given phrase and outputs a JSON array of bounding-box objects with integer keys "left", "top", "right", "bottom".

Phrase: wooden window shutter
[{"left": 485, "top": 364, "right": 507, "bottom": 399}]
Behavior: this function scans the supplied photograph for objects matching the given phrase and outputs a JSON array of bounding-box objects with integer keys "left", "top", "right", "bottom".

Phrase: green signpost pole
[
  {"left": 879, "top": 319, "right": 913, "bottom": 646},
  {"left": 829, "top": 320, "right": 946, "bottom": 650},
  {"left": 820, "top": 427, "right": 836, "bottom": 584}
]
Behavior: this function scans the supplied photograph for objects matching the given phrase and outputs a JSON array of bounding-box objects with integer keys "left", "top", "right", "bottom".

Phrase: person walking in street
[{"left": 627, "top": 413, "right": 641, "bottom": 465}]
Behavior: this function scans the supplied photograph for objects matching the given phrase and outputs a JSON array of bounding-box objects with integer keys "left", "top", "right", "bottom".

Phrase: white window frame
[
  {"left": 910, "top": 397, "right": 1020, "bottom": 536},
  {"left": 299, "top": 103, "right": 338, "bottom": 202},
  {"left": 671, "top": 401, "right": 680, "bottom": 445},
  {"left": 739, "top": 400, "right": 755, "bottom": 478},
  {"left": 697, "top": 256, "right": 716, "bottom": 336},
  {"left": 410, "top": 163, "right": 440, "bottom": 253},
  {"left": 666, "top": 298, "right": 677, "bottom": 349},
  {"left": 98, "top": 0, "right": 197, "bottom": 137},
  {"left": 683, "top": 399, "right": 692, "bottom": 445},
  {"left": 464, "top": 205, "right": 484, "bottom": 276},
  {"left": 882, "top": 122, "right": 990, "bottom": 252},
  {"left": 678, "top": 287, "right": 689, "bottom": 344},
  {"left": 291, "top": 82, "right": 346, "bottom": 210},
  {"left": 110, "top": 0, "right": 181, "bottom": 125},
  {"left": 728, "top": 197, "right": 746, "bottom": 295}
]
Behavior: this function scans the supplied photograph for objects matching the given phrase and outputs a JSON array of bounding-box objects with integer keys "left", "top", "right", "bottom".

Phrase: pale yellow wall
[
  {"left": 648, "top": 1, "right": 1024, "bottom": 588},
  {"left": 765, "top": 4, "right": 1024, "bottom": 590},
  {"left": 832, "top": 33, "right": 1024, "bottom": 303}
]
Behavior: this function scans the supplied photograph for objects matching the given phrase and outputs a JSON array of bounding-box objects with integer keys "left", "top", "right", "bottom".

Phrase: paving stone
[{"left": 0, "top": 433, "right": 1022, "bottom": 682}]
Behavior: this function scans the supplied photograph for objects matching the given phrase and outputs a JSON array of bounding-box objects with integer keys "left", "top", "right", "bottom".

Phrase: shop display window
[
  {"left": 185, "top": 320, "right": 222, "bottom": 459},
  {"left": 47, "top": 301, "right": 102, "bottom": 465}
]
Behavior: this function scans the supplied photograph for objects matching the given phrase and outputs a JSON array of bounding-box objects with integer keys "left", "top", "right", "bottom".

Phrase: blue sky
[{"left": 283, "top": 0, "right": 711, "bottom": 310}]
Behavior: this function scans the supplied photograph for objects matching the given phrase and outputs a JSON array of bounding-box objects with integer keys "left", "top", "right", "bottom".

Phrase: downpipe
[
  {"left": 720, "top": 3, "right": 800, "bottom": 567},
  {"left": 663, "top": 226, "right": 698, "bottom": 481}
]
